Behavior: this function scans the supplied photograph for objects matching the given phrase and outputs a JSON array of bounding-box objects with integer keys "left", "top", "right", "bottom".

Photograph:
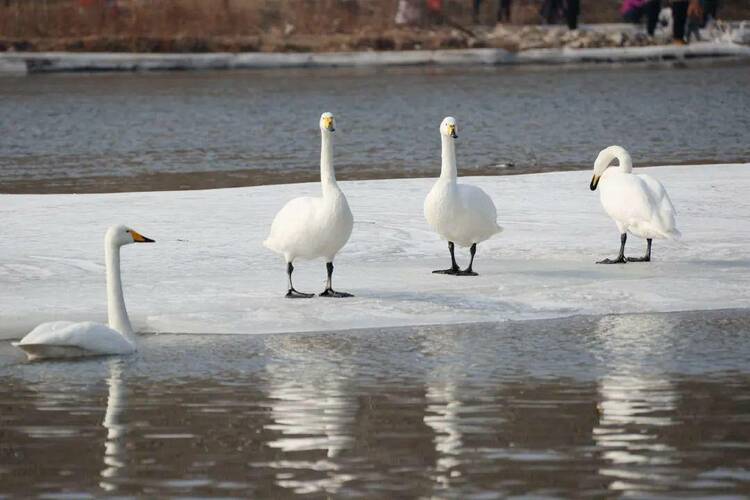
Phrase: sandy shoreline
[{"left": 2, "top": 41, "right": 749, "bottom": 75}]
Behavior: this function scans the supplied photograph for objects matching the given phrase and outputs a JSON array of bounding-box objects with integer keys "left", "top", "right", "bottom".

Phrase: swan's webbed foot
[
  {"left": 598, "top": 234, "right": 629, "bottom": 264},
  {"left": 597, "top": 257, "right": 627, "bottom": 264},
  {"left": 433, "top": 266, "right": 460, "bottom": 275},
  {"left": 286, "top": 288, "right": 315, "bottom": 299},
  {"left": 319, "top": 288, "right": 353, "bottom": 298},
  {"left": 627, "top": 239, "right": 652, "bottom": 262},
  {"left": 456, "top": 268, "right": 478, "bottom": 276},
  {"left": 626, "top": 256, "right": 650, "bottom": 262}
]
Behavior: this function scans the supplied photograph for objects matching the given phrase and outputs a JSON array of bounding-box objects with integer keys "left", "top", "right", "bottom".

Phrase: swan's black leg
[
  {"left": 457, "top": 243, "right": 479, "bottom": 276},
  {"left": 433, "top": 241, "right": 460, "bottom": 274},
  {"left": 320, "top": 262, "right": 353, "bottom": 298},
  {"left": 597, "top": 233, "right": 628, "bottom": 264},
  {"left": 627, "top": 238, "right": 652, "bottom": 262},
  {"left": 285, "top": 262, "right": 314, "bottom": 298}
]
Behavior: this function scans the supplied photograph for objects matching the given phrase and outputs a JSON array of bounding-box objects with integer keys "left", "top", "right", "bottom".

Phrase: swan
[
  {"left": 424, "top": 117, "right": 502, "bottom": 276},
  {"left": 264, "top": 112, "right": 354, "bottom": 298},
  {"left": 14, "top": 225, "right": 154, "bottom": 360},
  {"left": 590, "top": 145, "right": 680, "bottom": 264}
]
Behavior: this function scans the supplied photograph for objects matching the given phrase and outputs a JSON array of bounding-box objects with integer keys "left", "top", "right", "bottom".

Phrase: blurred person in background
[
  {"left": 702, "top": 0, "right": 719, "bottom": 26},
  {"left": 622, "top": 0, "right": 662, "bottom": 36},
  {"left": 686, "top": 0, "right": 703, "bottom": 40},
  {"left": 473, "top": 0, "right": 512, "bottom": 24},
  {"left": 671, "top": 0, "right": 689, "bottom": 43},
  {"left": 671, "top": 0, "right": 702, "bottom": 43},
  {"left": 499, "top": 0, "right": 512, "bottom": 22},
  {"left": 541, "top": 0, "right": 579, "bottom": 29}
]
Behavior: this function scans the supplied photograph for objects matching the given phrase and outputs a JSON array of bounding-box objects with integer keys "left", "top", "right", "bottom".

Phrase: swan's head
[
  {"left": 440, "top": 117, "right": 458, "bottom": 139},
  {"left": 320, "top": 112, "right": 335, "bottom": 133},
  {"left": 590, "top": 145, "right": 631, "bottom": 191},
  {"left": 106, "top": 225, "right": 155, "bottom": 247}
]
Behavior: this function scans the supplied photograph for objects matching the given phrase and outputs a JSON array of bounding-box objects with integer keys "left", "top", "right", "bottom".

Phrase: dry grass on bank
[{"left": 1, "top": 0, "right": 748, "bottom": 53}]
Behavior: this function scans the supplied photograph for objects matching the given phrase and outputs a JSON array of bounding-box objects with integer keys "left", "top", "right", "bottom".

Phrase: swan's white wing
[
  {"left": 456, "top": 183, "right": 502, "bottom": 241},
  {"left": 601, "top": 174, "right": 656, "bottom": 225},
  {"left": 639, "top": 174, "right": 677, "bottom": 215},
  {"left": 264, "top": 196, "right": 321, "bottom": 251},
  {"left": 17, "top": 321, "right": 135, "bottom": 358},
  {"left": 638, "top": 174, "right": 680, "bottom": 238}
]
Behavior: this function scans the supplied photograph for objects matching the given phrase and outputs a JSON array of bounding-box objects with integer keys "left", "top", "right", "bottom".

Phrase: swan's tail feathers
[
  {"left": 667, "top": 228, "right": 682, "bottom": 240},
  {"left": 262, "top": 237, "right": 277, "bottom": 252},
  {"left": 494, "top": 223, "right": 504, "bottom": 235}
]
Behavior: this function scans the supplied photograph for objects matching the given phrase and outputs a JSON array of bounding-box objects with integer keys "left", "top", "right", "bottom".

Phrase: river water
[
  {"left": 2, "top": 309, "right": 750, "bottom": 497},
  {"left": 1, "top": 61, "right": 749, "bottom": 193}
]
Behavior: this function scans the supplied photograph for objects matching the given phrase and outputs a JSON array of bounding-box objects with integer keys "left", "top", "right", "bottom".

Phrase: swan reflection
[
  {"left": 593, "top": 314, "right": 678, "bottom": 491},
  {"left": 262, "top": 336, "right": 357, "bottom": 495},
  {"left": 99, "top": 359, "right": 127, "bottom": 492}
]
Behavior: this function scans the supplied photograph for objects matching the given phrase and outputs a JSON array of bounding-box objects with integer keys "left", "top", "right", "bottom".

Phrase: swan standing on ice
[
  {"left": 264, "top": 112, "right": 354, "bottom": 298},
  {"left": 15, "top": 225, "right": 154, "bottom": 360},
  {"left": 424, "top": 117, "right": 502, "bottom": 276},
  {"left": 590, "top": 145, "right": 680, "bottom": 264}
]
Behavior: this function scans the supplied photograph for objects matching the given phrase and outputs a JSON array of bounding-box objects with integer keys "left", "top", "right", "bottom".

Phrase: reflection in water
[
  {"left": 425, "top": 382, "right": 464, "bottom": 490},
  {"left": 593, "top": 314, "right": 678, "bottom": 493},
  {"left": 1, "top": 310, "right": 750, "bottom": 497},
  {"left": 263, "top": 337, "right": 357, "bottom": 495},
  {"left": 99, "top": 359, "right": 126, "bottom": 492}
]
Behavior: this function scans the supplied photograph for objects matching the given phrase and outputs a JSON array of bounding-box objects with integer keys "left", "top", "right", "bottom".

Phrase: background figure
[
  {"left": 622, "top": 0, "right": 662, "bottom": 36},
  {"left": 566, "top": 0, "right": 580, "bottom": 29},
  {"left": 686, "top": 0, "right": 703, "bottom": 40},
  {"left": 473, "top": 0, "right": 482, "bottom": 23},
  {"left": 541, "top": 0, "right": 579, "bottom": 29},
  {"left": 473, "top": 0, "right": 512, "bottom": 23},
  {"left": 702, "top": 0, "right": 718, "bottom": 26},
  {"left": 671, "top": 0, "right": 689, "bottom": 43},
  {"left": 499, "top": 0, "right": 512, "bottom": 22}
]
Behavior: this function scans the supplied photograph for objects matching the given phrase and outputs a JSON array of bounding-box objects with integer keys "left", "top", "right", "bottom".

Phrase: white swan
[
  {"left": 590, "top": 145, "right": 680, "bottom": 264},
  {"left": 424, "top": 117, "right": 502, "bottom": 276},
  {"left": 15, "top": 225, "right": 154, "bottom": 360},
  {"left": 264, "top": 112, "right": 354, "bottom": 298}
]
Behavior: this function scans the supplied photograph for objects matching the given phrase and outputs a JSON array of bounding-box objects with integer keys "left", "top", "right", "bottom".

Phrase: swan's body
[
  {"left": 264, "top": 112, "right": 354, "bottom": 298},
  {"left": 424, "top": 117, "right": 502, "bottom": 275},
  {"left": 425, "top": 182, "right": 501, "bottom": 247},
  {"left": 590, "top": 145, "right": 680, "bottom": 263},
  {"left": 15, "top": 225, "right": 154, "bottom": 360}
]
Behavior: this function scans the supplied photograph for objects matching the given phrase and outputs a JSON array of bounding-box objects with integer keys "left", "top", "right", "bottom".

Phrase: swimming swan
[
  {"left": 424, "top": 117, "right": 502, "bottom": 276},
  {"left": 15, "top": 225, "right": 154, "bottom": 360},
  {"left": 264, "top": 112, "right": 354, "bottom": 298},
  {"left": 590, "top": 145, "right": 680, "bottom": 264}
]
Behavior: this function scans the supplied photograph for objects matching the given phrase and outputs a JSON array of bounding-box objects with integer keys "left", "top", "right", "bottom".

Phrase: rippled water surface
[
  {"left": 1, "top": 309, "right": 750, "bottom": 497},
  {"left": 1, "top": 61, "right": 748, "bottom": 192}
]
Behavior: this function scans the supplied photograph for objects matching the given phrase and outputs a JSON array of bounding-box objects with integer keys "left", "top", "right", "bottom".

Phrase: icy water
[
  {"left": 1, "top": 310, "right": 750, "bottom": 497},
  {"left": 1, "top": 61, "right": 749, "bottom": 193}
]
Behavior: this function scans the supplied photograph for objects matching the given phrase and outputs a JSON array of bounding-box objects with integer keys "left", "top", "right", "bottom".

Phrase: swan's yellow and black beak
[
  {"left": 590, "top": 175, "right": 600, "bottom": 191},
  {"left": 323, "top": 116, "right": 335, "bottom": 132},
  {"left": 130, "top": 230, "right": 155, "bottom": 243},
  {"left": 448, "top": 124, "right": 458, "bottom": 139}
]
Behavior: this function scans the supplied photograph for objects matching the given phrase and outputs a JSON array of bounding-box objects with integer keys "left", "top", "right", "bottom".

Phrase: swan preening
[
  {"left": 424, "top": 117, "right": 502, "bottom": 276},
  {"left": 15, "top": 225, "right": 154, "bottom": 360},
  {"left": 590, "top": 145, "right": 680, "bottom": 264},
  {"left": 264, "top": 112, "right": 354, "bottom": 298}
]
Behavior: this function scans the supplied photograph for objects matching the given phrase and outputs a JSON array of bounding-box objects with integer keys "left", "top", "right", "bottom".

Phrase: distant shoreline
[
  {"left": 3, "top": 160, "right": 747, "bottom": 195},
  {"left": 1, "top": 41, "right": 749, "bottom": 75}
]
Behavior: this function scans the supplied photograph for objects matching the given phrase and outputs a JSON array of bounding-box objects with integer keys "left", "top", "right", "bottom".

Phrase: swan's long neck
[
  {"left": 320, "top": 130, "right": 338, "bottom": 195},
  {"left": 609, "top": 146, "right": 633, "bottom": 174},
  {"left": 440, "top": 134, "right": 457, "bottom": 182},
  {"left": 105, "top": 241, "right": 134, "bottom": 339}
]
